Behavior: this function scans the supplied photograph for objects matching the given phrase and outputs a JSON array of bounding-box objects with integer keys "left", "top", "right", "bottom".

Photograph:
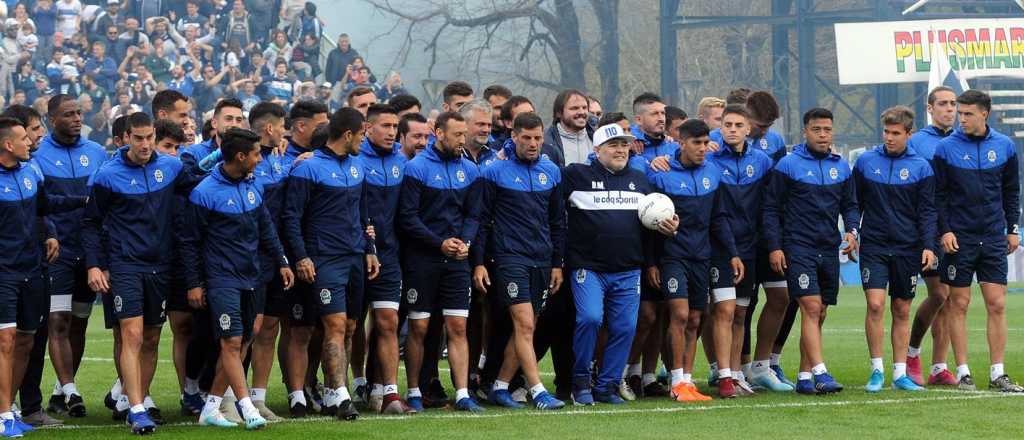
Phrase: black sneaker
[
  {"left": 337, "top": 400, "right": 359, "bottom": 421},
  {"left": 989, "top": 375, "right": 1024, "bottom": 393},
  {"left": 146, "top": 407, "right": 164, "bottom": 425},
  {"left": 112, "top": 407, "right": 128, "bottom": 422},
  {"left": 47, "top": 395, "right": 68, "bottom": 415},
  {"left": 428, "top": 378, "right": 448, "bottom": 401},
  {"left": 65, "top": 394, "right": 86, "bottom": 417},
  {"left": 321, "top": 405, "right": 337, "bottom": 417},
  {"left": 643, "top": 381, "right": 670, "bottom": 397},
  {"left": 104, "top": 392, "right": 117, "bottom": 411},
  {"left": 289, "top": 402, "right": 307, "bottom": 418},
  {"left": 958, "top": 375, "right": 977, "bottom": 391},
  {"left": 627, "top": 375, "right": 644, "bottom": 399}
]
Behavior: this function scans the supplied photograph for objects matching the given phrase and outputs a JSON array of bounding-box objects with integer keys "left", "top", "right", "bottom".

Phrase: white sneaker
[
  {"left": 735, "top": 378, "right": 756, "bottom": 396},
  {"left": 510, "top": 387, "right": 528, "bottom": 403},
  {"left": 618, "top": 379, "right": 637, "bottom": 401}
]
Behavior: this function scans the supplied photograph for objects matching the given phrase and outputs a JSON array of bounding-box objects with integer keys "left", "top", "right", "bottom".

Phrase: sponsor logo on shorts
[
  {"left": 319, "top": 289, "right": 331, "bottom": 304},
  {"left": 947, "top": 265, "right": 956, "bottom": 281},
  {"left": 407, "top": 288, "right": 418, "bottom": 304},
  {"left": 910, "top": 275, "right": 918, "bottom": 292},
  {"left": 219, "top": 313, "right": 231, "bottom": 330},
  {"left": 862, "top": 267, "right": 870, "bottom": 284},
  {"left": 710, "top": 267, "right": 720, "bottom": 284},
  {"left": 160, "top": 300, "right": 166, "bottom": 318},
  {"left": 113, "top": 295, "right": 123, "bottom": 312},
  {"left": 667, "top": 277, "right": 679, "bottom": 293},
  {"left": 292, "top": 304, "right": 303, "bottom": 320},
  {"left": 507, "top": 282, "right": 519, "bottom": 298},
  {"left": 798, "top": 273, "right": 810, "bottom": 289},
  {"left": 575, "top": 269, "right": 587, "bottom": 284}
]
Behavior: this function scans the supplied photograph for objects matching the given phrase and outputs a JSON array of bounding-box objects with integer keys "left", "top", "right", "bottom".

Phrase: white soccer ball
[{"left": 638, "top": 193, "right": 675, "bottom": 231}]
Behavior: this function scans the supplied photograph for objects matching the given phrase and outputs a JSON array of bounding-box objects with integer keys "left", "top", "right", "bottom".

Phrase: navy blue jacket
[
  {"left": 179, "top": 139, "right": 217, "bottom": 172},
  {"left": 0, "top": 162, "right": 87, "bottom": 280},
  {"left": 933, "top": 127, "right": 1021, "bottom": 242},
  {"left": 708, "top": 141, "right": 773, "bottom": 259},
  {"left": 281, "top": 147, "right": 371, "bottom": 261},
  {"left": 563, "top": 160, "right": 651, "bottom": 272},
  {"left": 464, "top": 143, "right": 498, "bottom": 167},
  {"left": 82, "top": 148, "right": 200, "bottom": 272},
  {"left": 361, "top": 139, "right": 407, "bottom": 267},
  {"left": 32, "top": 135, "right": 108, "bottom": 261},
  {"left": 284, "top": 138, "right": 314, "bottom": 167},
  {"left": 253, "top": 144, "right": 291, "bottom": 280},
  {"left": 646, "top": 154, "right": 736, "bottom": 263},
  {"left": 473, "top": 153, "right": 566, "bottom": 268},
  {"left": 906, "top": 125, "right": 951, "bottom": 162},
  {"left": 710, "top": 128, "right": 788, "bottom": 166},
  {"left": 633, "top": 126, "right": 680, "bottom": 164},
  {"left": 853, "top": 145, "right": 937, "bottom": 256},
  {"left": 763, "top": 144, "right": 860, "bottom": 253},
  {"left": 398, "top": 145, "right": 482, "bottom": 262},
  {"left": 181, "top": 165, "right": 288, "bottom": 290}
]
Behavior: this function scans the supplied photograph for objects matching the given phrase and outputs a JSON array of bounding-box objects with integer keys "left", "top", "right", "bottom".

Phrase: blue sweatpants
[{"left": 570, "top": 268, "right": 640, "bottom": 392}]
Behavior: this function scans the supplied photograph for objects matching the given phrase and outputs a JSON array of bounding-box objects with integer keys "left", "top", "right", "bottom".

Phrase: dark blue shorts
[
  {"left": 492, "top": 263, "right": 551, "bottom": 313},
  {"left": 0, "top": 274, "right": 47, "bottom": 332},
  {"left": 290, "top": 254, "right": 365, "bottom": 326},
  {"left": 660, "top": 259, "right": 709, "bottom": 311},
  {"left": 49, "top": 258, "right": 94, "bottom": 316},
  {"left": 941, "top": 240, "right": 1008, "bottom": 287},
  {"left": 261, "top": 272, "right": 289, "bottom": 318},
  {"left": 711, "top": 257, "right": 756, "bottom": 303},
  {"left": 785, "top": 252, "right": 840, "bottom": 305},
  {"left": 207, "top": 287, "right": 258, "bottom": 340},
  {"left": 108, "top": 271, "right": 168, "bottom": 326},
  {"left": 165, "top": 275, "right": 190, "bottom": 313},
  {"left": 860, "top": 253, "right": 919, "bottom": 300},
  {"left": 402, "top": 260, "right": 471, "bottom": 319},
  {"left": 755, "top": 251, "right": 788, "bottom": 288},
  {"left": 365, "top": 261, "right": 402, "bottom": 310},
  {"left": 921, "top": 246, "right": 944, "bottom": 278}
]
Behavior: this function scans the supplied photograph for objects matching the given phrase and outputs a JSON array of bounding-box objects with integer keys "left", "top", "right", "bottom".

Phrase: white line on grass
[
  {"left": 70, "top": 357, "right": 557, "bottom": 376},
  {"left": 43, "top": 390, "right": 1024, "bottom": 430}
]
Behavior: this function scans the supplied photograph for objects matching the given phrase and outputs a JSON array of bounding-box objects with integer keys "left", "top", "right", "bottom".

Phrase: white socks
[
  {"left": 626, "top": 363, "right": 642, "bottom": 377},
  {"left": 991, "top": 363, "right": 1005, "bottom": 381},
  {"left": 130, "top": 404, "right": 146, "bottom": 415},
  {"left": 407, "top": 387, "right": 422, "bottom": 398},
  {"left": 797, "top": 371, "right": 812, "bottom": 381},
  {"left": 61, "top": 383, "right": 79, "bottom": 397},
  {"left": 811, "top": 363, "right": 827, "bottom": 375},
  {"left": 718, "top": 369, "right": 732, "bottom": 382},
  {"left": 493, "top": 380, "right": 509, "bottom": 391},
  {"left": 237, "top": 397, "right": 259, "bottom": 419},
  {"left": 641, "top": 373, "right": 657, "bottom": 387},
  {"left": 288, "top": 390, "right": 306, "bottom": 408},
  {"left": 529, "top": 383, "right": 546, "bottom": 399},
  {"left": 370, "top": 384, "right": 384, "bottom": 397},
  {"left": 670, "top": 368, "right": 686, "bottom": 387},
  {"left": 769, "top": 353, "right": 782, "bottom": 366},
  {"left": 353, "top": 377, "right": 367, "bottom": 388},
  {"left": 455, "top": 388, "right": 470, "bottom": 401},
  {"left": 383, "top": 384, "right": 399, "bottom": 395},
  {"left": 752, "top": 360, "right": 770, "bottom": 374},
  {"left": 893, "top": 363, "right": 907, "bottom": 380},
  {"left": 956, "top": 364, "right": 971, "bottom": 380},
  {"left": 202, "top": 395, "right": 223, "bottom": 418},
  {"left": 110, "top": 379, "right": 123, "bottom": 400},
  {"left": 931, "top": 363, "right": 948, "bottom": 376},
  {"left": 907, "top": 346, "right": 921, "bottom": 358},
  {"left": 251, "top": 388, "right": 267, "bottom": 402},
  {"left": 870, "top": 357, "right": 884, "bottom": 372}
]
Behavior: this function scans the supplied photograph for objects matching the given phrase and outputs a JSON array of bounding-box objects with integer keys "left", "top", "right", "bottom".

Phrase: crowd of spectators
[{"left": 0, "top": 0, "right": 409, "bottom": 149}]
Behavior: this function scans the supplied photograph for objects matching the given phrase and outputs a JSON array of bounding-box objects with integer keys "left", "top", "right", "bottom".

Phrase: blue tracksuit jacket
[{"left": 853, "top": 145, "right": 937, "bottom": 256}]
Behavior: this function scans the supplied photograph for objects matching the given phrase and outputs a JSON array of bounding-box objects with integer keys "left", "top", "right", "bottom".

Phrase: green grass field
[{"left": 27, "top": 284, "right": 1024, "bottom": 439}]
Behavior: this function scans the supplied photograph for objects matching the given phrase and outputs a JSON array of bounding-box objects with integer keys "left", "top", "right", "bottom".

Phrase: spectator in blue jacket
[
  {"left": 82, "top": 41, "right": 118, "bottom": 97},
  {"left": 180, "top": 127, "right": 293, "bottom": 429},
  {"left": 853, "top": 106, "right": 936, "bottom": 393},
  {"left": 762, "top": 108, "right": 860, "bottom": 396},
  {"left": 933, "top": 90, "right": 1023, "bottom": 393}
]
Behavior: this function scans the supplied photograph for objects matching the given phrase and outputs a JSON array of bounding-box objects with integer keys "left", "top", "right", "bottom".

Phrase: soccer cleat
[
  {"left": 104, "top": 392, "right": 118, "bottom": 411},
  {"left": 670, "top": 382, "right": 700, "bottom": 402},
  {"left": 643, "top": 381, "right": 670, "bottom": 397},
  {"left": 489, "top": 389, "right": 525, "bottom": 409},
  {"left": 128, "top": 411, "right": 157, "bottom": 435},
  {"left": 572, "top": 377, "right": 595, "bottom": 406},
  {"left": 406, "top": 396, "right": 424, "bottom": 413},
  {"left": 454, "top": 397, "right": 486, "bottom": 413},
  {"left": 220, "top": 397, "right": 243, "bottom": 423},
  {"left": 112, "top": 407, "right": 129, "bottom": 422},
  {"left": 813, "top": 372, "right": 844, "bottom": 394},
  {"left": 11, "top": 416, "right": 32, "bottom": 434},
  {"left": 288, "top": 402, "right": 308, "bottom": 418},
  {"left": 427, "top": 379, "right": 448, "bottom": 403},
  {"left": 532, "top": 391, "right": 565, "bottom": 410},
  {"left": 1, "top": 418, "right": 24, "bottom": 438},
  {"left": 734, "top": 378, "right": 756, "bottom": 396},
  {"left": 368, "top": 393, "right": 383, "bottom": 413},
  {"left": 352, "top": 385, "right": 367, "bottom": 405},
  {"left": 593, "top": 388, "right": 626, "bottom": 404},
  {"left": 303, "top": 386, "right": 323, "bottom": 413},
  {"left": 906, "top": 355, "right": 924, "bottom": 386},
  {"left": 47, "top": 395, "right": 68, "bottom": 415},
  {"left": 927, "top": 369, "right": 958, "bottom": 386},
  {"left": 65, "top": 394, "right": 86, "bottom": 417},
  {"left": 244, "top": 414, "right": 267, "bottom": 430},
  {"left": 958, "top": 375, "right": 977, "bottom": 391},
  {"left": 474, "top": 382, "right": 491, "bottom": 401},
  {"left": 20, "top": 411, "right": 62, "bottom": 427},
  {"left": 253, "top": 400, "right": 283, "bottom": 422},
  {"left": 893, "top": 376, "right": 926, "bottom": 391},
  {"left": 685, "top": 383, "right": 712, "bottom": 401},
  {"left": 381, "top": 394, "right": 412, "bottom": 414},
  {"left": 865, "top": 370, "right": 884, "bottom": 393},
  {"left": 337, "top": 400, "right": 359, "bottom": 421},
  {"left": 468, "top": 376, "right": 482, "bottom": 401},
  {"left": 510, "top": 387, "right": 529, "bottom": 404},
  {"left": 618, "top": 379, "right": 637, "bottom": 401},
  {"left": 989, "top": 375, "right": 1024, "bottom": 393},
  {"left": 795, "top": 379, "right": 818, "bottom": 395},
  {"left": 181, "top": 392, "right": 204, "bottom": 415},
  {"left": 751, "top": 371, "right": 794, "bottom": 392},
  {"left": 146, "top": 407, "right": 164, "bottom": 425},
  {"left": 198, "top": 412, "right": 238, "bottom": 428},
  {"left": 708, "top": 369, "right": 720, "bottom": 387},
  {"left": 626, "top": 375, "right": 643, "bottom": 399},
  {"left": 718, "top": 378, "right": 737, "bottom": 398},
  {"left": 771, "top": 365, "right": 795, "bottom": 388}
]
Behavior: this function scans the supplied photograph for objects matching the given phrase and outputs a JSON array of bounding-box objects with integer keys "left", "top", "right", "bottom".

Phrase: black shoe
[
  {"left": 47, "top": 395, "right": 68, "bottom": 415},
  {"left": 555, "top": 387, "right": 572, "bottom": 402},
  {"left": 146, "top": 407, "right": 164, "bottom": 425},
  {"left": 104, "top": 392, "right": 117, "bottom": 411},
  {"left": 337, "top": 400, "right": 359, "bottom": 421},
  {"left": 428, "top": 378, "right": 448, "bottom": 401},
  {"left": 627, "top": 375, "right": 644, "bottom": 399},
  {"left": 468, "top": 376, "right": 481, "bottom": 399},
  {"left": 643, "top": 381, "right": 670, "bottom": 397},
  {"left": 321, "top": 405, "right": 337, "bottom": 416},
  {"left": 289, "top": 402, "right": 307, "bottom": 418},
  {"left": 112, "top": 408, "right": 128, "bottom": 422},
  {"left": 66, "top": 394, "right": 86, "bottom": 417}
]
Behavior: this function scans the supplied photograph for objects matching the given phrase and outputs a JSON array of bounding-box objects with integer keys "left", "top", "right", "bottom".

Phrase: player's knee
[
  {"left": 48, "top": 316, "right": 70, "bottom": 335},
  {"left": 866, "top": 299, "right": 885, "bottom": 317},
  {"left": 714, "top": 303, "right": 734, "bottom": 320},
  {"left": 446, "top": 320, "right": 467, "bottom": 339},
  {"left": 514, "top": 317, "right": 536, "bottom": 336},
  {"left": 948, "top": 294, "right": 971, "bottom": 312},
  {"left": 984, "top": 296, "right": 1005, "bottom": 315},
  {"left": 408, "top": 320, "right": 429, "bottom": 339},
  {"left": 121, "top": 326, "right": 144, "bottom": 347},
  {"left": 220, "top": 337, "right": 243, "bottom": 354}
]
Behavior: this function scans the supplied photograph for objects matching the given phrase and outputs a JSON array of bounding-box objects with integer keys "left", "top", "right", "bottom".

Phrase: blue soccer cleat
[
  {"left": 181, "top": 392, "right": 204, "bottom": 415},
  {"left": 771, "top": 365, "right": 795, "bottom": 388},
  {"left": 865, "top": 370, "right": 884, "bottom": 393},
  {"left": 488, "top": 389, "right": 525, "bottom": 409},
  {"left": 244, "top": 414, "right": 267, "bottom": 430},
  {"left": 751, "top": 370, "right": 795, "bottom": 392},
  {"left": 593, "top": 387, "right": 626, "bottom": 404},
  {"left": 11, "top": 414, "right": 32, "bottom": 434},
  {"left": 572, "top": 377, "right": 595, "bottom": 406},
  {"left": 532, "top": 391, "right": 565, "bottom": 410},
  {"left": 814, "top": 372, "right": 844, "bottom": 394},
  {"left": 893, "top": 375, "right": 926, "bottom": 391},
  {"left": 128, "top": 410, "right": 157, "bottom": 435},
  {"left": 0, "top": 419, "right": 23, "bottom": 438},
  {"left": 795, "top": 379, "right": 818, "bottom": 395},
  {"left": 406, "top": 396, "right": 424, "bottom": 413},
  {"left": 454, "top": 397, "right": 485, "bottom": 413}
]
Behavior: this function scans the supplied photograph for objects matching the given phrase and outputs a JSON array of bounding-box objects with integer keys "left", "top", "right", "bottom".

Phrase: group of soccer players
[{"left": 0, "top": 81, "right": 1020, "bottom": 437}]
